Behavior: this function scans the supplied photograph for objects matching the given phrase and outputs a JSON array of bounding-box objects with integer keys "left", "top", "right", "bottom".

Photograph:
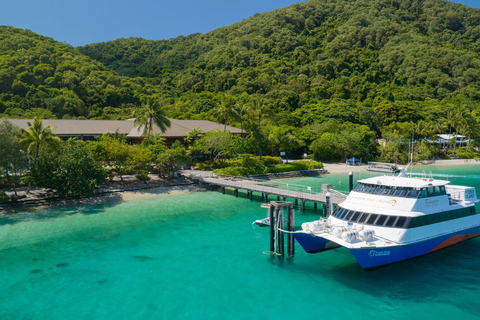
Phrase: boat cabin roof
[{"left": 358, "top": 175, "right": 450, "bottom": 188}]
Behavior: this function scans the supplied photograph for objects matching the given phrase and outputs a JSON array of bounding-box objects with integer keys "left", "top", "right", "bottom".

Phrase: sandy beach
[{"left": 322, "top": 159, "right": 480, "bottom": 174}]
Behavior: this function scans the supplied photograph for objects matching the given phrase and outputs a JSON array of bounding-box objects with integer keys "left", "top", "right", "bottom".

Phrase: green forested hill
[
  {"left": 2, "top": 0, "right": 480, "bottom": 131},
  {"left": 0, "top": 27, "right": 163, "bottom": 119},
  {"left": 78, "top": 0, "right": 480, "bottom": 126}
]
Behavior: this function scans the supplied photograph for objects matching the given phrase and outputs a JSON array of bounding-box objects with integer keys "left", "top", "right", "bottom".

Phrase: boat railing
[{"left": 448, "top": 190, "right": 465, "bottom": 202}]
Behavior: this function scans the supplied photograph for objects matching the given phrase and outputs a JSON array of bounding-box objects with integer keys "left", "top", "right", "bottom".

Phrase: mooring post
[
  {"left": 349, "top": 171, "right": 353, "bottom": 192},
  {"left": 269, "top": 204, "right": 276, "bottom": 253},
  {"left": 325, "top": 192, "right": 331, "bottom": 217},
  {"left": 277, "top": 208, "right": 284, "bottom": 257},
  {"left": 287, "top": 206, "right": 295, "bottom": 256}
]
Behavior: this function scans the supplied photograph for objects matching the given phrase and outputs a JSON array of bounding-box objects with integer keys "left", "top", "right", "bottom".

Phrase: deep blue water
[{"left": 1, "top": 165, "right": 480, "bottom": 319}]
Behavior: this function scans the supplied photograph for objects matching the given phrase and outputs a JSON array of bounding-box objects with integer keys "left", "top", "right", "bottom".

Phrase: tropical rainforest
[{"left": 1, "top": 0, "right": 480, "bottom": 163}]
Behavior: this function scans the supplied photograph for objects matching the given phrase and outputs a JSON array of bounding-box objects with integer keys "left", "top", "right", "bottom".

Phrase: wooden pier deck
[{"left": 180, "top": 171, "right": 347, "bottom": 206}]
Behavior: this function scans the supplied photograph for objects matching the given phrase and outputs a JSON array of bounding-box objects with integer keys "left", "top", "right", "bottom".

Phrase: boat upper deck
[{"left": 358, "top": 175, "right": 450, "bottom": 188}]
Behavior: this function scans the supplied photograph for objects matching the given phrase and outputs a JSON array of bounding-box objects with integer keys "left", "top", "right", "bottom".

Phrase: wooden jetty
[{"left": 180, "top": 171, "right": 347, "bottom": 208}]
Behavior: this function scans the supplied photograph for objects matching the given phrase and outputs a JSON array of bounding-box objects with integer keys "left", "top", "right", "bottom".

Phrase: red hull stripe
[{"left": 429, "top": 232, "right": 480, "bottom": 253}]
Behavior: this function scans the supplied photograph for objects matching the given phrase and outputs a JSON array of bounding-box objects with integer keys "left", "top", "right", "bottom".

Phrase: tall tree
[
  {"left": 210, "top": 94, "right": 239, "bottom": 132},
  {"left": 235, "top": 101, "right": 252, "bottom": 138},
  {"left": 19, "top": 117, "right": 61, "bottom": 160},
  {"left": 0, "top": 120, "right": 28, "bottom": 196},
  {"left": 134, "top": 97, "right": 171, "bottom": 142}
]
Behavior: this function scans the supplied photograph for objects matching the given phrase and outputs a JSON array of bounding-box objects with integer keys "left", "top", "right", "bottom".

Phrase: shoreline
[
  {"left": 322, "top": 159, "right": 480, "bottom": 174},
  {"left": 1, "top": 158, "right": 479, "bottom": 213},
  {"left": 0, "top": 178, "right": 205, "bottom": 214}
]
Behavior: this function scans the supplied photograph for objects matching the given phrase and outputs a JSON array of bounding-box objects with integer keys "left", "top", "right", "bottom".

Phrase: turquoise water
[{"left": 1, "top": 165, "right": 480, "bottom": 319}]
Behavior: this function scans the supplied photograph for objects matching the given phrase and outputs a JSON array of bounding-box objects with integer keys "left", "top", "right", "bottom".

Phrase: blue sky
[{"left": 1, "top": 0, "right": 479, "bottom": 47}]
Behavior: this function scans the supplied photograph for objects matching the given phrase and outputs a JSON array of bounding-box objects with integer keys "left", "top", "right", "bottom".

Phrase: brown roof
[{"left": 5, "top": 119, "right": 243, "bottom": 138}]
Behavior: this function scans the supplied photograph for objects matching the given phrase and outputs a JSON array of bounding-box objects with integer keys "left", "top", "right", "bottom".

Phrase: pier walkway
[{"left": 180, "top": 170, "right": 347, "bottom": 206}]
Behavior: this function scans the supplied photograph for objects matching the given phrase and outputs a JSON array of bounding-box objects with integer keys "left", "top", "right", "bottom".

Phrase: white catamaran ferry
[{"left": 293, "top": 170, "right": 480, "bottom": 269}]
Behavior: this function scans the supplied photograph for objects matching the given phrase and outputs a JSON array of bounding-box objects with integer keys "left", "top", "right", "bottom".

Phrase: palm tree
[
  {"left": 235, "top": 101, "right": 252, "bottom": 138},
  {"left": 210, "top": 94, "right": 239, "bottom": 132},
  {"left": 19, "top": 117, "right": 61, "bottom": 160},
  {"left": 134, "top": 97, "right": 171, "bottom": 142},
  {"left": 184, "top": 127, "right": 204, "bottom": 147},
  {"left": 251, "top": 99, "right": 269, "bottom": 159}
]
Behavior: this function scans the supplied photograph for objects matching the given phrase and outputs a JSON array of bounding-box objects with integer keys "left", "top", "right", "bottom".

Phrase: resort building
[{"left": 7, "top": 119, "right": 243, "bottom": 145}]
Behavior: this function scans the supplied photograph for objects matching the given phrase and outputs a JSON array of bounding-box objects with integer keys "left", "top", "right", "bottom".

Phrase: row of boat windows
[
  {"left": 332, "top": 206, "right": 476, "bottom": 229},
  {"left": 353, "top": 182, "right": 447, "bottom": 199}
]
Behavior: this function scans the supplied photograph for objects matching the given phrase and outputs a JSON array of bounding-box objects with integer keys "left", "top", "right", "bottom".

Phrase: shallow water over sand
[{"left": 1, "top": 164, "right": 479, "bottom": 319}]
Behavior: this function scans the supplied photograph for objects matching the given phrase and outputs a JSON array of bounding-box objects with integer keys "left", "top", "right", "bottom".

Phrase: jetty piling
[
  {"left": 269, "top": 201, "right": 295, "bottom": 257},
  {"left": 349, "top": 171, "right": 353, "bottom": 192}
]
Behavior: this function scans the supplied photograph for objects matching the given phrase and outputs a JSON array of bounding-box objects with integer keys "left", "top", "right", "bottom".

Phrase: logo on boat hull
[{"left": 369, "top": 250, "right": 391, "bottom": 257}]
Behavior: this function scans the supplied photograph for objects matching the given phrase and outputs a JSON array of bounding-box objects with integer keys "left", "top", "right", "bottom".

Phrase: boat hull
[
  {"left": 292, "top": 232, "right": 341, "bottom": 253},
  {"left": 294, "top": 226, "right": 480, "bottom": 269}
]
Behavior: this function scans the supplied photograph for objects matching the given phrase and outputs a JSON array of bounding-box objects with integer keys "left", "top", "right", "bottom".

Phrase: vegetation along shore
[{"left": 2, "top": 0, "right": 480, "bottom": 210}]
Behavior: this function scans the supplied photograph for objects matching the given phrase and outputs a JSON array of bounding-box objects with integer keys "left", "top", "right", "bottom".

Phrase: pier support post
[
  {"left": 262, "top": 193, "right": 265, "bottom": 200},
  {"left": 277, "top": 208, "right": 284, "bottom": 256},
  {"left": 269, "top": 205, "right": 275, "bottom": 252},
  {"left": 325, "top": 193, "right": 331, "bottom": 217},
  {"left": 222, "top": 187, "right": 225, "bottom": 194},
  {"left": 295, "top": 199, "right": 298, "bottom": 206},
  {"left": 323, "top": 203, "right": 327, "bottom": 217},
  {"left": 349, "top": 171, "right": 353, "bottom": 192},
  {"left": 287, "top": 207, "right": 295, "bottom": 256},
  {"left": 277, "top": 196, "right": 280, "bottom": 201},
  {"left": 268, "top": 201, "right": 294, "bottom": 257},
  {"left": 265, "top": 194, "right": 269, "bottom": 202},
  {"left": 234, "top": 189, "right": 238, "bottom": 198}
]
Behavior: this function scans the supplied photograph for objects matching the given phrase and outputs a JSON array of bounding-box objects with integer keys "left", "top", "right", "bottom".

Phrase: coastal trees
[
  {"left": 30, "top": 140, "right": 107, "bottom": 197},
  {"left": 0, "top": 120, "right": 28, "bottom": 195},
  {"left": 134, "top": 97, "right": 171, "bottom": 142}
]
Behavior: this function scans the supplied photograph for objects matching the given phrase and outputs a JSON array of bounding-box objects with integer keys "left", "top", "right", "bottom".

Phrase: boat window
[
  {"left": 439, "top": 186, "right": 446, "bottom": 195},
  {"left": 344, "top": 210, "right": 354, "bottom": 221},
  {"left": 384, "top": 216, "right": 396, "bottom": 227},
  {"left": 387, "top": 187, "right": 396, "bottom": 196},
  {"left": 351, "top": 211, "right": 361, "bottom": 222},
  {"left": 394, "top": 187, "right": 404, "bottom": 197},
  {"left": 406, "top": 189, "right": 419, "bottom": 198},
  {"left": 358, "top": 213, "right": 369, "bottom": 223},
  {"left": 367, "top": 214, "right": 378, "bottom": 225},
  {"left": 418, "top": 188, "right": 427, "bottom": 198},
  {"left": 337, "top": 209, "right": 348, "bottom": 219},
  {"left": 394, "top": 216, "right": 407, "bottom": 228},
  {"left": 376, "top": 215, "right": 387, "bottom": 226}
]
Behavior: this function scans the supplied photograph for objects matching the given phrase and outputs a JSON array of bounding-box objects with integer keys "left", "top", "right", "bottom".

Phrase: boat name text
[
  {"left": 351, "top": 196, "right": 398, "bottom": 206},
  {"left": 369, "top": 250, "right": 391, "bottom": 257}
]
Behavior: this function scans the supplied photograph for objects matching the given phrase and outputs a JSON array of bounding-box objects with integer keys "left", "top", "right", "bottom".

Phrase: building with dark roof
[{"left": 7, "top": 119, "right": 243, "bottom": 145}]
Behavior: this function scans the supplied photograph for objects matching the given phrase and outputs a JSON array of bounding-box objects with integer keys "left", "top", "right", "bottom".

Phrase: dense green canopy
[{"left": 1, "top": 0, "right": 480, "bottom": 149}]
